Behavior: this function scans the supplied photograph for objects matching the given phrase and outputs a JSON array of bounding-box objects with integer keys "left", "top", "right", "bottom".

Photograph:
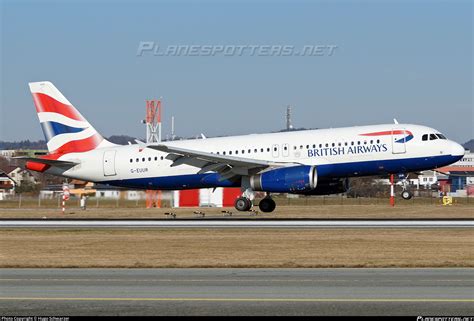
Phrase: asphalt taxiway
[{"left": 1, "top": 268, "right": 472, "bottom": 315}]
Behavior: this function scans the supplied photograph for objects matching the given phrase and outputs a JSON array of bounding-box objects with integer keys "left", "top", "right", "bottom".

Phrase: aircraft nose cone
[{"left": 451, "top": 142, "right": 465, "bottom": 157}]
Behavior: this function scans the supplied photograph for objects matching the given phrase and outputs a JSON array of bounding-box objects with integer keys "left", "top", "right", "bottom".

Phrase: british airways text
[{"left": 308, "top": 144, "right": 388, "bottom": 157}]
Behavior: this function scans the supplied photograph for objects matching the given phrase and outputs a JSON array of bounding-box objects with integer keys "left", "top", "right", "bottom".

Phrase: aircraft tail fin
[{"left": 28, "top": 81, "right": 114, "bottom": 154}]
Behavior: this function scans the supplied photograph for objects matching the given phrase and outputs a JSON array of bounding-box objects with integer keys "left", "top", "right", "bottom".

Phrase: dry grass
[
  {"left": 0, "top": 204, "right": 473, "bottom": 219},
  {"left": 1, "top": 228, "right": 473, "bottom": 268}
]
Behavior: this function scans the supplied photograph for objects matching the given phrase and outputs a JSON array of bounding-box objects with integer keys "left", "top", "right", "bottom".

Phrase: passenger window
[
  {"left": 248, "top": 149, "right": 251, "bottom": 153},
  {"left": 377, "top": 139, "right": 380, "bottom": 144},
  {"left": 235, "top": 151, "right": 238, "bottom": 154},
  {"left": 254, "top": 149, "right": 257, "bottom": 153},
  {"left": 154, "top": 157, "right": 157, "bottom": 161},
  {"left": 261, "top": 148, "right": 264, "bottom": 152},
  {"left": 284, "top": 146, "right": 288, "bottom": 151},
  {"left": 312, "top": 144, "right": 316, "bottom": 148},
  {"left": 136, "top": 158, "right": 139, "bottom": 162},
  {"left": 319, "top": 144, "right": 322, "bottom": 148},
  {"left": 325, "top": 143, "right": 328, "bottom": 147},
  {"left": 148, "top": 157, "right": 151, "bottom": 161},
  {"left": 130, "top": 159, "right": 133, "bottom": 163},
  {"left": 332, "top": 143, "right": 335, "bottom": 147},
  {"left": 142, "top": 158, "right": 145, "bottom": 162},
  {"left": 267, "top": 148, "right": 270, "bottom": 152},
  {"left": 223, "top": 151, "right": 226, "bottom": 155},
  {"left": 161, "top": 156, "right": 164, "bottom": 160},
  {"left": 370, "top": 140, "right": 373, "bottom": 144}
]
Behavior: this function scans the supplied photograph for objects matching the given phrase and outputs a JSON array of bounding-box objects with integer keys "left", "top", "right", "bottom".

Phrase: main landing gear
[
  {"left": 258, "top": 197, "right": 276, "bottom": 213},
  {"left": 234, "top": 197, "right": 253, "bottom": 212},
  {"left": 234, "top": 195, "right": 277, "bottom": 213}
]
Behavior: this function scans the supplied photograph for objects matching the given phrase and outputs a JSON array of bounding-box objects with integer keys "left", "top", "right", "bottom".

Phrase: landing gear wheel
[
  {"left": 259, "top": 198, "right": 276, "bottom": 213},
  {"left": 401, "top": 190, "right": 413, "bottom": 200},
  {"left": 235, "top": 197, "right": 252, "bottom": 211}
]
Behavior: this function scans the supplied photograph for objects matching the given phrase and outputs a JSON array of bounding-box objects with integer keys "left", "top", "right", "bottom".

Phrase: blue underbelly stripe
[{"left": 100, "top": 154, "right": 462, "bottom": 191}]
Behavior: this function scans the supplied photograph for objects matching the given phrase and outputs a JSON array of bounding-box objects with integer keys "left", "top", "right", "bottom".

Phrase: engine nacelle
[
  {"left": 302, "top": 178, "right": 349, "bottom": 195},
  {"left": 250, "top": 165, "right": 317, "bottom": 193}
]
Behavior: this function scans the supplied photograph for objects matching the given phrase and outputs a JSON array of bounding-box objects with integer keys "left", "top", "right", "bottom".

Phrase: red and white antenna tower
[{"left": 145, "top": 99, "right": 162, "bottom": 143}]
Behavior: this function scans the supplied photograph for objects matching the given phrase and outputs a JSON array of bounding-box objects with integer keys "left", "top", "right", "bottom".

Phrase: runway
[
  {"left": 0, "top": 268, "right": 473, "bottom": 315},
  {"left": 1, "top": 219, "right": 473, "bottom": 228}
]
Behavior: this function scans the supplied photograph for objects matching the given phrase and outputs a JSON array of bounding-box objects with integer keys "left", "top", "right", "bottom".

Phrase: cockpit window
[
  {"left": 422, "top": 134, "right": 428, "bottom": 141},
  {"left": 429, "top": 134, "right": 437, "bottom": 140},
  {"left": 436, "top": 134, "right": 447, "bottom": 140}
]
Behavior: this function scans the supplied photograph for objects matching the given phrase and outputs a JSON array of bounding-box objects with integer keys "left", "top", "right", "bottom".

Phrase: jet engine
[{"left": 250, "top": 165, "right": 317, "bottom": 193}]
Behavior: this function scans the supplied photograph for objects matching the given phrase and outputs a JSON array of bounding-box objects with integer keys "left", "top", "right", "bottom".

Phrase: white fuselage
[{"left": 47, "top": 123, "right": 465, "bottom": 191}]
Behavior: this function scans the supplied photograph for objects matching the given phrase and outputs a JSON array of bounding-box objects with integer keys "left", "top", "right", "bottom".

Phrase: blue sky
[{"left": 1, "top": 0, "right": 472, "bottom": 143}]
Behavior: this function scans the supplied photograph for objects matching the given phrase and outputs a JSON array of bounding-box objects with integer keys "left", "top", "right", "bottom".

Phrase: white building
[
  {"left": 0, "top": 150, "right": 17, "bottom": 158},
  {"left": 0, "top": 172, "right": 15, "bottom": 200},
  {"left": 8, "top": 167, "right": 37, "bottom": 186}
]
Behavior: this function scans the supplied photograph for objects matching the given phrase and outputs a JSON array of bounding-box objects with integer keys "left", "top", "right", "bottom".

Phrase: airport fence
[{"left": 0, "top": 194, "right": 472, "bottom": 209}]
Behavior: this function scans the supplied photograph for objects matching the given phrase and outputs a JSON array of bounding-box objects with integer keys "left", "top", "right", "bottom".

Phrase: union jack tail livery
[{"left": 29, "top": 81, "right": 113, "bottom": 155}]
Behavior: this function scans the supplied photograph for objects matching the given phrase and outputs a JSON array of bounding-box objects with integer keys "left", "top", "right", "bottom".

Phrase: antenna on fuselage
[{"left": 393, "top": 118, "right": 399, "bottom": 124}]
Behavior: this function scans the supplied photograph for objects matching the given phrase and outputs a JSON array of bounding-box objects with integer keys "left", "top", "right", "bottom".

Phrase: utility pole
[{"left": 286, "top": 105, "right": 293, "bottom": 131}]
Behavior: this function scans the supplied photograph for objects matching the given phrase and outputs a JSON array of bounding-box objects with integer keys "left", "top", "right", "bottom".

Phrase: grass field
[
  {"left": 1, "top": 202, "right": 472, "bottom": 268},
  {"left": 0, "top": 204, "right": 473, "bottom": 219},
  {"left": 1, "top": 195, "right": 473, "bottom": 209},
  {"left": 1, "top": 228, "right": 472, "bottom": 268}
]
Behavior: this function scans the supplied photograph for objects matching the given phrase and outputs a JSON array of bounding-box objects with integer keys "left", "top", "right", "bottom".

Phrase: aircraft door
[
  {"left": 103, "top": 150, "right": 117, "bottom": 176},
  {"left": 392, "top": 128, "right": 407, "bottom": 154}
]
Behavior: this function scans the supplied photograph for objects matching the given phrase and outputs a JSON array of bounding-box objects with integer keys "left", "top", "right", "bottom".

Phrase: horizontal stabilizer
[{"left": 13, "top": 156, "right": 78, "bottom": 167}]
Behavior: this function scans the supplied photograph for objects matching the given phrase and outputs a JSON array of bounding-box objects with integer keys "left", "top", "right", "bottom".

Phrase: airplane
[{"left": 16, "top": 81, "right": 465, "bottom": 213}]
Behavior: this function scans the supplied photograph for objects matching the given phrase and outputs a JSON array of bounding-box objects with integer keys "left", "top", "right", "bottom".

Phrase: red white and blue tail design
[{"left": 29, "top": 81, "right": 113, "bottom": 155}]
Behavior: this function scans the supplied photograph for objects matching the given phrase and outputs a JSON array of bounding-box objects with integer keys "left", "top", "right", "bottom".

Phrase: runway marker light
[
  {"left": 62, "top": 184, "right": 70, "bottom": 214},
  {"left": 390, "top": 174, "right": 395, "bottom": 207}
]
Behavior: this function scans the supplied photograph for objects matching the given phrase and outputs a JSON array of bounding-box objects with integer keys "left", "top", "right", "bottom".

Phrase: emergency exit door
[
  {"left": 103, "top": 150, "right": 117, "bottom": 176},
  {"left": 392, "top": 128, "right": 407, "bottom": 154}
]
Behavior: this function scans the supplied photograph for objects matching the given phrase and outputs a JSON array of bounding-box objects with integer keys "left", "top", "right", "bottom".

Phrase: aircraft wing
[
  {"left": 146, "top": 143, "right": 298, "bottom": 180},
  {"left": 13, "top": 157, "right": 78, "bottom": 168}
]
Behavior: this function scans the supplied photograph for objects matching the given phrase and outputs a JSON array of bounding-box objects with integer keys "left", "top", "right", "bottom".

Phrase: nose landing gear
[
  {"left": 401, "top": 190, "right": 413, "bottom": 200},
  {"left": 398, "top": 173, "right": 413, "bottom": 200}
]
